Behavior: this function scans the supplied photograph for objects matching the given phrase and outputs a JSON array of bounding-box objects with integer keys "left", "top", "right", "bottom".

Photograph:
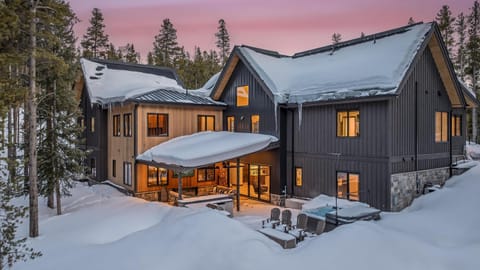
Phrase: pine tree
[
  {"left": 80, "top": 8, "right": 109, "bottom": 59},
  {"left": 436, "top": 5, "right": 455, "bottom": 56},
  {"left": 332, "top": 33, "right": 342, "bottom": 44},
  {"left": 152, "top": 18, "right": 179, "bottom": 67},
  {"left": 360, "top": 32, "right": 366, "bottom": 38},
  {"left": 408, "top": 17, "right": 416, "bottom": 25},
  {"left": 147, "top": 51, "right": 154, "bottom": 65},
  {"left": 456, "top": 12, "right": 467, "bottom": 80},
  {"left": 467, "top": 0, "right": 480, "bottom": 141},
  {"left": 215, "top": 19, "right": 231, "bottom": 65},
  {"left": 124, "top": 43, "right": 139, "bottom": 63},
  {"left": 106, "top": 43, "right": 120, "bottom": 60}
]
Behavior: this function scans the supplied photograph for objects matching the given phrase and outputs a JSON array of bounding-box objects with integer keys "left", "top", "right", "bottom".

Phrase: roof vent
[
  {"left": 89, "top": 76, "right": 99, "bottom": 80},
  {"left": 95, "top": 72, "right": 104, "bottom": 76},
  {"left": 96, "top": 66, "right": 105, "bottom": 71}
]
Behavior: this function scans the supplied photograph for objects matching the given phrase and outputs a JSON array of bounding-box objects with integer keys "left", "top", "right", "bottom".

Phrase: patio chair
[
  {"left": 281, "top": 209, "right": 292, "bottom": 227},
  {"left": 289, "top": 213, "right": 307, "bottom": 241},
  {"left": 263, "top": 207, "right": 281, "bottom": 228}
]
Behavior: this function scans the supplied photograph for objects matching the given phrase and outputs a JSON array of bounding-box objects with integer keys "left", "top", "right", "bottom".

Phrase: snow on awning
[{"left": 136, "top": 131, "right": 278, "bottom": 171}]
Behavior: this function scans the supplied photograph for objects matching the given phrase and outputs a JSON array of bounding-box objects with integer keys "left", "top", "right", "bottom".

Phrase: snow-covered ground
[
  {"left": 466, "top": 142, "right": 480, "bottom": 160},
  {"left": 12, "top": 160, "right": 480, "bottom": 270}
]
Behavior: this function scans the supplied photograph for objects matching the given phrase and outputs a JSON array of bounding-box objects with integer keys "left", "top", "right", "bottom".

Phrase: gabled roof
[
  {"left": 212, "top": 22, "right": 471, "bottom": 108},
  {"left": 79, "top": 58, "right": 222, "bottom": 107}
]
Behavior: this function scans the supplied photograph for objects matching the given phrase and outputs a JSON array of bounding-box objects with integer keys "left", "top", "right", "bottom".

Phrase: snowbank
[
  {"left": 466, "top": 142, "right": 480, "bottom": 160},
  {"left": 302, "top": 194, "right": 370, "bottom": 210}
]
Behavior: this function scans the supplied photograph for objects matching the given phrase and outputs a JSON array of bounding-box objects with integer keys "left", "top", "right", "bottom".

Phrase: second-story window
[
  {"left": 227, "top": 116, "right": 235, "bottom": 132},
  {"left": 236, "top": 85, "right": 249, "bottom": 107},
  {"left": 198, "top": 115, "right": 215, "bottom": 132},
  {"left": 124, "top": 113, "right": 132, "bottom": 137},
  {"left": 435, "top": 112, "right": 448, "bottom": 142},
  {"left": 113, "top": 115, "right": 121, "bottom": 137},
  {"left": 337, "top": 110, "right": 359, "bottom": 137},
  {"left": 147, "top": 113, "right": 168, "bottom": 136},
  {"left": 251, "top": 115, "right": 260, "bottom": 133}
]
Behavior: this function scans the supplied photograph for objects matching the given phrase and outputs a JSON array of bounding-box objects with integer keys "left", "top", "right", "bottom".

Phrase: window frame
[
  {"left": 113, "top": 115, "right": 121, "bottom": 137},
  {"left": 336, "top": 110, "right": 360, "bottom": 137},
  {"left": 251, "top": 115, "right": 260, "bottom": 133},
  {"left": 236, "top": 85, "right": 249, "bottom": 107},
  {"left": 295, "top": 167, "right": 303, "bottom": 187},
  {"left": 336, "top": 171, "right": 360, "bottom": 201},
  {"left": 451, "top": 115, "right": 462, "bottom": 137},
  {"left": 147, "top": 166, "right": 169, "bottom": 186},
  {"left": 197, "top": 115, "right": 215, "bottom": 132},
  {"left": 123, "top": 162, "right": 132, "bottom": 186},
  {"left": 435, "top": 111, "right": 449, "bottom": 143},
  {"left": 227, "top": 116, "right": 235, "bottom": 132},
  {"left": 147, "top": 113, "right": 169, "bottom": 137},
  {"left": 197, "top": 166, "right": 216, "bottom": 182},
  {"left": 124, "top": 113, "right": 132, "bottom": 137}
]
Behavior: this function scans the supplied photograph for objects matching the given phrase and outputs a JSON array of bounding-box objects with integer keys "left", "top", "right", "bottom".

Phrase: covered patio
[{"left": 136, "top": 131, "right": 278, "bottom": 211}]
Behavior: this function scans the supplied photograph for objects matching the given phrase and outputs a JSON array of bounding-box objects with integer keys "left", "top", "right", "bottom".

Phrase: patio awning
[{"left": 136, "top": 131, "right": 278, "bottom": 172}]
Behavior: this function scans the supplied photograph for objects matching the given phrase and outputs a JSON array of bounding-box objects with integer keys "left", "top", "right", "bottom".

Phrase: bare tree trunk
[
  {"left": 55, "top": 178, "right": 61, "bottom": 215},
  {"left": 28, "top": 1, "right": 39, "bottom": 238},
  {"left": 46, "top": 109, "right": 54, "bottom": 209},
  {"left": 7, "top": 107, "right": 15, "bottom": 185}
]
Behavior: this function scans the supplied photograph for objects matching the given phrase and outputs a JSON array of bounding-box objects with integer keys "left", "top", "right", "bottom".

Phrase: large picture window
[
  {"left": 198, "top": 115, "right": 215, "bottom": 132},
  {"left": 124, "top": 113, "right": 132, "bottom": 137},
  {"left": 435, "top": 112, "right": 448, "bottom": 142},
  {"left": 337, "top": 172, "right": 359, "bottom": 201},
  {"left": 451, "top": 115, "right": 461, "bottom": 137},
  {"left": 337, "top": 110, "right": 359, "bottom": 137},
  {"left": 147, "top": 166, "right": 168, "bottom": 186},
  {"left": 197, "top": 167, "right": 215, "bottom": 182},
  {"left": 113, "top": 115, "right": 121, "bottom": 136},
  {"left": 236, "top": 85, "right": 249, "bottom": 107},
  {"left": 251, "top": 115, "right": 260, "bottom": 133},
  {"left": 227, "top": 116, "right": 235, "bottom": 132},
  {"left": 147, "top": 113, "right": 168, "bottom": 136},
  {"left": 124, "top": 162, "right": 132, "bottom": 186}
]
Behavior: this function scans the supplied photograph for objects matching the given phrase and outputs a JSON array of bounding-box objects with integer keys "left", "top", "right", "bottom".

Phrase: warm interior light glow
[{"left": 236, "top": 85, "right": 249, "bottom": 107}]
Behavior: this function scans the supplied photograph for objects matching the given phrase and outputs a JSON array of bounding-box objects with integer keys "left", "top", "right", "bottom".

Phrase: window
[
  {"left": 147, "top": 166, "right": 168, "bottom": 186},
  {"left": 124, "top": 114, "right": 132, "bottom": 137},
  {"left": 147, "top": 113, "right": 168, "bottom": 136},
  {"left": 90, "top": 117, "right": 95, "bottom": 133},
  {"left": 91, "top": 158, "right": 96, "bottom": 177},
  {"left": 435, "top": 112, "right": 448, "bottom": 142},
  {"left": 112, "top": 160, "right": 116, "bottom": 178},
  {"left": 236, "top": 85, "right": 249, "bottom": 107},
  {"left": 295, "top": 167, "right": 303, "bottom": 187},
  {"left": 227, "top": 116, "right": 235, "bottom": 132},
  {"left": 337, "top": 110, "right": 359, "bottom": 137},
  {"left": 198, "top": 115, "right": 215, "bottom": 132},
  {"left": 337, "top": 172, "right": 359, "bottom": 201},
  {"left": 197, "top": 167, "right": 215, "bottom": 182},
  {"left": 123, "top": 162, "right": 132, "bottom": 186},
  {"left": 451, "top": 115, "right": 462, "bottom": 137},
  {"left": 113, "top": 115, "right": 121, "bottom": 137},
  {"left": 251, "top": 115, "right": 260, "bottom": 133},
  {"left": 78, "top": 117, "right": 84, "bottom": 129}
]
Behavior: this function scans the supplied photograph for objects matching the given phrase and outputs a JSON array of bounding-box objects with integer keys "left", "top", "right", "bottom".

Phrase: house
[
  {"left": 210, "top": 22, "right": 477, "bottom": 211},
  {"left": 76, "top": 59, "right": 225, "bottom": 200}
]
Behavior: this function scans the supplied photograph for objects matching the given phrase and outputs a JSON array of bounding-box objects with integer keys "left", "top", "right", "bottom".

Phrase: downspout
[
  {"left": 415, "top": 81, "right": 419, "bottom": 193},
  {"left": 449, "top": 109, "right": 452, "bottom": 177},
  {"left": 134, "top": 104, "right": 138, "bottom": 195}
]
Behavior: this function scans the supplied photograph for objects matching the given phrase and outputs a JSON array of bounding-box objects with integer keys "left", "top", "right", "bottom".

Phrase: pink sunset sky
[{"left": 70, "top": 0, "right": 472, "bottom": 61}]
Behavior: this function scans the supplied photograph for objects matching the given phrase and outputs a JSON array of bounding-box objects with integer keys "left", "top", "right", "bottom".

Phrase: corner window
[
  {"left": 337, "top": 172, "right": 359, "bottom": 201},
  {"left": 147, "top": 113, "right": 168, "bottom": 136},
  {"left": 227, "top": 116, "right": 235, "bottom": 132},
  {"left": 124, "top": 114, "right": 132, "bottom": 137},
  {"left": 251, "top": 115, "right": 260, "bottom": 133},
  {"left": 451, "top": 115, "right": 461, "bottom": 137},
  {"left": 90, "top": 117, "right": 95, "bottom": 133},
  {"left": 198, "top": 115, "right": 215, "bottom": 132},
  {"left": 147, "top": 166, "right": 168, "bottom": 186},
  {"left": 197, "top": 167, "right": 215, "bottom": 182},
  {"left": 236, "top": 85, "right": 249, "bottom": 107},
  {"left": 123, "top": 162, "right": 132, "bottom": 186},
  {"left": 435, "top": 112, "right": 448, "bottom": 142},
  {"left": 337, "top": 110, "right": 359, "bottom": 137},
  {"left": 112, "top": 160, "right": 116, "bottom": 178},
  {"left": 295, "top": 167, "right": 303, "bottom": 187},
  {"left": 113, "top": 115, "right": 121, "bottom": 137}
]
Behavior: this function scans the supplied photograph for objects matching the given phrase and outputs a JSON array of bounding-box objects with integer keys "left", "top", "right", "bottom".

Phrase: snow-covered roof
[
  {"left": 228, "top": 23, "right": 432, "bottom": 104},
  {"left": 136, "top": 131, "right": 278, "bottom": 171},
  {"left": 131, "top": 88, "right": 224, "bottom": 106},
  {"left": 80, "top": 58, "right": 185, "bottom": 105},
  {"left": 190, "top": 72, "right": 221, "bottom": 98}
]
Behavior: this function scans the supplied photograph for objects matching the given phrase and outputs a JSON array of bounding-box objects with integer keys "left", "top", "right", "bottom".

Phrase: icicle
[{"left": 297, "top": 102, "right": 303, "bottom": 130}]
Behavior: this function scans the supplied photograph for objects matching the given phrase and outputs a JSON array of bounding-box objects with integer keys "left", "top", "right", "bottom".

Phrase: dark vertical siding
[{"left": 391, "top": 47, "right": 453, "bottom": 173}]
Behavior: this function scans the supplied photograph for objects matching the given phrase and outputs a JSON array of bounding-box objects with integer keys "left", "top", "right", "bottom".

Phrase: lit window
[
  {"left": 147, "top": 113, "right": 168, "bottom": 136},
  {"left": 451, "top": 115, "right": 461, "bottom": 137},
  {"left": 198, "top": 115, "right": 215, "bottom": 132},
  {"left": 113, "top": 115, "right": 120, "bottom": 137},
  {"left": 227, "top": 116, "right": 235, "bottom": 132},
  {"left": 435, "top": 112, "right": 448, "bottom": 142},
  {"left": 295, "top": 167, "right": 302, "bottom": 187},
  {"left": 337, "top": 172, "right": 359, "bottom": 201},
  {"left": 251, "top": 115, "right": 260, "bottom": 133},
  {"left": 147, "top": 166, "right": 168, "bottom": 186},
  {"left": 236, "top": 85, "right": 249, "bottom": 107},
  {"left": 78, "top": 117, "right": 84, "bottom": 129},
  {"left": 123, "top": 162, "right": 132, "bottom": 186},
  {"left": 337, "top": 110, "right": 359, "bottom": 137},
  {"left": 90, "top": 117, "right": 95, "bottom": 133},
  {"left": 124, "top": 114, "right": 132, "bottom": 137},
  {"left": 197, "top": 167, "right": 215, "bottom": 182}
]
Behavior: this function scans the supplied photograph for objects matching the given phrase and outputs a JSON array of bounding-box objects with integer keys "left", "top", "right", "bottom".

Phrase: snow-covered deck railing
[{"left": 136, "top": 131, "right": 278, "bottom": 171}]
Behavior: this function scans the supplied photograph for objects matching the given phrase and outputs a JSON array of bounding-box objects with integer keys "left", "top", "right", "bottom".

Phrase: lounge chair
[
  {"left": 289, "top": 213, "right": 307, "bottom": 241},
  {"left": 281, "top": 209, "right": 292, "bottom": 227},
  {"left": 263, "top": 207, "right": 281, "bottom": 227}
]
